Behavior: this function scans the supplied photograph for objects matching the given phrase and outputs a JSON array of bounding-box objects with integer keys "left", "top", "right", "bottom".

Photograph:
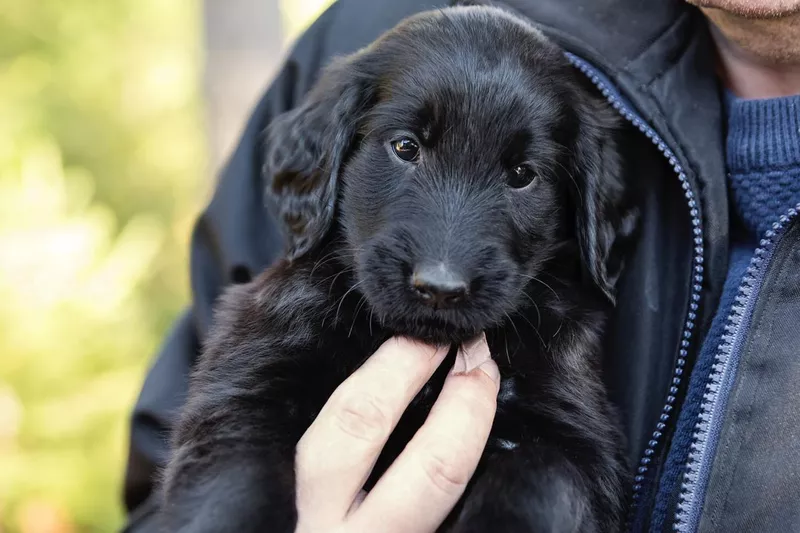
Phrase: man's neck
[{"left": 704, "top": 9, "right": 800, "bottom": 98}]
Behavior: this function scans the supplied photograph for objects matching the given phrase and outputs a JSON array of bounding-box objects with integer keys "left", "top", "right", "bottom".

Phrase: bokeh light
[{"left": 0, "top": 1, "right": 333, "bottom": 531}]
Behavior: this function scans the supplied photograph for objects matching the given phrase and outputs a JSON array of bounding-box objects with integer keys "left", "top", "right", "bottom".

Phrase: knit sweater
[{"left": 651, "top": 92, "right": 800, "bottom": 530}]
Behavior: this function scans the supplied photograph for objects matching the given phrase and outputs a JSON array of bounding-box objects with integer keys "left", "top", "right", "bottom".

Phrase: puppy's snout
[{"left": 410, "top": 263, "right": 469, "bottom": 308}]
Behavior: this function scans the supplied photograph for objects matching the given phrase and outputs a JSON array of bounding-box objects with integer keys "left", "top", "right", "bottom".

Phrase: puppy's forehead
[
  {"left": 375, "top": 59, "right": 565, "bottom": 150},
  {"left": 372, "top": 8, "right": 570, "bottom": 137},
  {"left": 378, "top": 6, "right": 565, "bottom": 80}
]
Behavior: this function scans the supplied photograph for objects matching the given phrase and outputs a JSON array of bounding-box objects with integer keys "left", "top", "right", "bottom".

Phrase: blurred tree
[
  {"left": 0, "top": 0, "right": 206, "bottom": 531},
  {"left": 0, "top": 1, "right": 333, "bottom": 531}
]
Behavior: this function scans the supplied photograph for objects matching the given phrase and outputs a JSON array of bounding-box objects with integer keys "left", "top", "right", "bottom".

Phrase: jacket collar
[{"left": 493, "top": 0, "right": 730, "bottom": 325}]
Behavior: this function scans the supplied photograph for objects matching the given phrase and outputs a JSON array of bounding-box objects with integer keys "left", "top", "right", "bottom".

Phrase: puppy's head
[{"left": 265, "top": 6, "right": 637, "bottom": 344}]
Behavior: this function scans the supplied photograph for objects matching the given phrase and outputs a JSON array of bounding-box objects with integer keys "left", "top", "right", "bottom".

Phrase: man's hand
[{"left": 295, "top": 336, "right": 500, "bottom": 533}]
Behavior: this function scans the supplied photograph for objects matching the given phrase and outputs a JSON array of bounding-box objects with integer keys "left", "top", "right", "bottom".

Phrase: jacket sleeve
[{"left": 121, "top": 4, "right": 341, "bottom": 530}]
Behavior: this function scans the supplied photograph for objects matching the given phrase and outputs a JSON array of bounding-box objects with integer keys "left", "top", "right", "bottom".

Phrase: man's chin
[{"left": 688, "top": 0, "right": 800, "bottom": 19}]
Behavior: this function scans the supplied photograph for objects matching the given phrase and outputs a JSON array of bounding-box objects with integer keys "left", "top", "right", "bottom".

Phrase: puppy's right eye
[
  {"left": 508, "top": 164, "right": 538, "bottom": 189},
  {"left": 391, "top": 138, "right": 420, "bottom": 162}
]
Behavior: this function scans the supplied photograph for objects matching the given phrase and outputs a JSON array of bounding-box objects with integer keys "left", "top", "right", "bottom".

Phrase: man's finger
[
  {"left": 295, "top": 337, "right": 449, "bottom": 529},
  {"left": 350, "top": 337, "right": 500, "bottom": 533}
]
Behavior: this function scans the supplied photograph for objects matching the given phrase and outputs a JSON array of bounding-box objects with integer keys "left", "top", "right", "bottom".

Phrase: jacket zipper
[
  {"left": 565, "top": 53, "right": 706, "bottom": 527},
  {"left": 673, "top": 204, "right": 800, "bottom": 532}
]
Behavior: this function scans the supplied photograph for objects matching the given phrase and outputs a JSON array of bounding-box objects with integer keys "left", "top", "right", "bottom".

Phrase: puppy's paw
[
  {"left": 447, "top": 462, "right": 591, "bottom": 533},
  {"left": 449, "top": 513, "right": 538, "bottom": 533},
  {"left": 450, "top": 502, "right": 585, "bottom": 533},
  {"left": 448, "top": 494, "right": 541, "bottom": 533}
]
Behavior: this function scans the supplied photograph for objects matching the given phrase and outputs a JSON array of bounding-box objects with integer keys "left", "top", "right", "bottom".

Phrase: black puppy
[{"left": 161, "top": 5, "right": 638, "bottom": 532}]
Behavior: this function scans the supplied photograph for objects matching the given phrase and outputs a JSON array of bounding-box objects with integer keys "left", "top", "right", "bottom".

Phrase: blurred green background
[{"left": 0, "top": 0, "right": 333, "bottom": 531}]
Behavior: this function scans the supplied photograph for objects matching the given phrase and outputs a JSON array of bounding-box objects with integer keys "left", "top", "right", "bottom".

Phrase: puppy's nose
[{"left": 411, "top": 263, "right": 469, "bottom": 307}]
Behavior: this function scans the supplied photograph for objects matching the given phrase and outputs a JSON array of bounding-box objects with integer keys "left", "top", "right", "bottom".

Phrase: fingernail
[
  {"left": 451, "top": 351, "right": 467, "bottom": 374},
  {"left": 451, "top": 333, "right": 491, "bottom": 375},
  {"left": 461, "top": 333, "right": 490, "bottom": 372},
  {"left": 476, "top": 358, "right": 501, "bottom": 384}
]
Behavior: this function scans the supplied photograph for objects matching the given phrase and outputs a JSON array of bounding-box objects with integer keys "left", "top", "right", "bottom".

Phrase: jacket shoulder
[{"left": 308, "top": 0, "right": 451, "bottom": 60}]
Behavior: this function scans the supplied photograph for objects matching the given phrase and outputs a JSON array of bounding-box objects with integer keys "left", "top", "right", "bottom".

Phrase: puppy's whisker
[
  {"left": 334, "top": 279, "right": 367, "bottom": 326},
  {"left": 315, "top": 272, "right": 349, "bottom": 294},
  {"left": 308, "top": 245, "right": 361, "bottom": 275},
  {"left": 318, "top": 268, "right": 357, "bottom": 329},
  {"left": 309, "top": 246, "right": 360, "bottom": 272},
  {"left": 515, "top": 310, "right": 548, "bottom": 349},
  {"left": 553, "top": 142, "right": 584, "bottom": 194},
  {"left": 504, "top": 311, "right": 522, "bottom": 346},
  {"left": 309, "top": 251, "right": 341, "bottom": 278},
  {"left": 520, "top": 290, "right": 543, "bottom": 329},
  {"left": 519, "top": 274, "right": 560, "bottom": 301},
  {"left": 553, "top": 321, "right": 564, "bottom": 339},
  {"left": 318, "top": 267, "right": 355, "bottom": 293},
  {"left": 503, "top": 330, "right": 511, "bottom": 366},
  {"left": 349, "top": 295, "right": 369, "bottom": 338},
  {"left": 368, "top": 307, "right": 375, "bottom": 337}
]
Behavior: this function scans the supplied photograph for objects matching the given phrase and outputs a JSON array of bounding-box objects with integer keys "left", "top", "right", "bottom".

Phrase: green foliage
[
  {"left": 0, "top": 0, "right": 335, "bottom": 531},
  {"left": 0, "top": 0, "right": 206, "bottom": 531}
]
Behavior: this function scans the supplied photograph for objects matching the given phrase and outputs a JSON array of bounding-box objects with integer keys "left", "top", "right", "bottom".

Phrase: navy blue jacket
[{"left": 122, "top": 1, "right": 800, "bottom": 531}]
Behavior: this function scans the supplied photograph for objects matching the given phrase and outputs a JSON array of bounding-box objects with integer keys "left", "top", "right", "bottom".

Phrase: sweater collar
[{"left": 725, "top": 92, "right": 800, "bottom": 174}]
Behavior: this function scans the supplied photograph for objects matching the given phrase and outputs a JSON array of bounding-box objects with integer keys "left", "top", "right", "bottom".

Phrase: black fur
[{"left": 160, "top": 6, "right": 638, "bottom": 532}]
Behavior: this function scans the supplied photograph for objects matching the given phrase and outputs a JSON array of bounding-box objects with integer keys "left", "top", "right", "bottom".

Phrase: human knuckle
[
  {"left": 333, "top": 391, "right": 390, "bottom": 442},
  {"left": 420, "top": 446, "right": 471, "bottom": 495}
]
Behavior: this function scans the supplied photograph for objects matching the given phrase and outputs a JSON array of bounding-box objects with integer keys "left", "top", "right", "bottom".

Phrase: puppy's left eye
[
  {"left": 391, "top": 138, "right": 420, "bottom": 162},
  {"left": 508, "top": 164, "right": 538, "bottom": 189}
]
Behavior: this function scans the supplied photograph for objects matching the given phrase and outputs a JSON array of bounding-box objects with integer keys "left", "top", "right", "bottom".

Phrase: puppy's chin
[
  {"left": 364, "top": 288, "right": 500, "bottom": 345},
  {"left": 377, "top": 314, "right": 482, "bottom": 346}
]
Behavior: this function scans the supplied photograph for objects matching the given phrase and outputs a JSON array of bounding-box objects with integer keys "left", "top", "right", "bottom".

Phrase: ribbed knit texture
[
  {"left": 726, "top": 92, "right": 800, "bottom": 236},
  {"left": 650, "top": 92, "right": 800, "bottom": 532}
]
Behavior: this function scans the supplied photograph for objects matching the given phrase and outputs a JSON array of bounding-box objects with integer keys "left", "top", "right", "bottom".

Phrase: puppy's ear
[
  {"left": 572, "top": 98, "right": 639, "bottom": 303},
  {"left": 264, "top": 53, "right": 375, "bottom": 260}
]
